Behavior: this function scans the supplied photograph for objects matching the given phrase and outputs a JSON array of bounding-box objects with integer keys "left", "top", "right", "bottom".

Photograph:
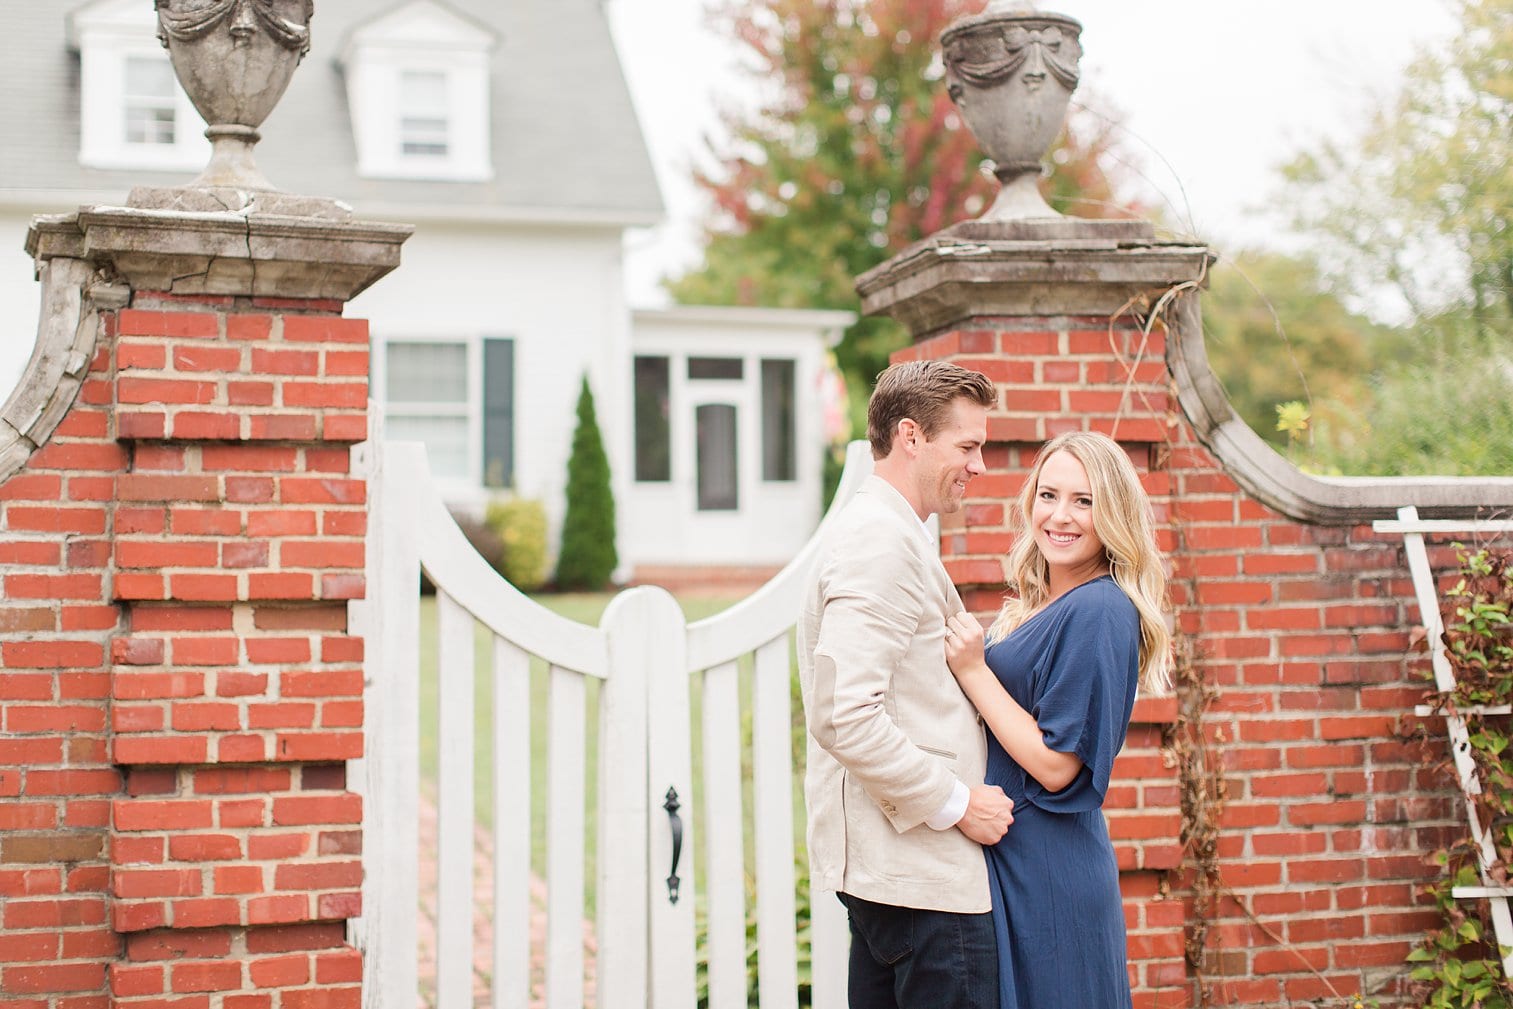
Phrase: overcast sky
[{"left": 605, "top": 0, "right": 1461, "bottom": 306}]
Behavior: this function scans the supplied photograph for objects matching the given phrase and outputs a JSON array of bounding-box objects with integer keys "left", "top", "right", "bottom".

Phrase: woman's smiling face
[{"left": 1031, "top": 450, "right": 1107, "bottom": 584}]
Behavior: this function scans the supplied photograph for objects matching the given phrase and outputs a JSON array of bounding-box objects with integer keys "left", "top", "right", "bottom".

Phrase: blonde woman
[{"left": 944, "top": 431, "right": 1170, "bottom": 1009}]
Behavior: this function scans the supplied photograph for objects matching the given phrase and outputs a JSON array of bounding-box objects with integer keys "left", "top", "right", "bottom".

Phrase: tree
[
  {"left": 1275, "top": 0, "right": 1513, "bottom": 475},
  {"left": 554, "top": 377, "right": 617, "bottom": 590},
  {"left": 1281, "top": 0, "right": 1512, "bottom": 345},
  {"left": 670, "top": 0, "right": 1150, "bottom": 413}
]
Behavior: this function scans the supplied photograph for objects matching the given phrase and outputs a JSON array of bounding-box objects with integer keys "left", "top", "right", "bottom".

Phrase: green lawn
[{"left": 415, "top": 590, "right": 805, "bottom": 909}]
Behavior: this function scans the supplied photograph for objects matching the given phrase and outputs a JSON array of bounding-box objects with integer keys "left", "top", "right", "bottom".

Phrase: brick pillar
[
  {"left": 2, "top": 202, "right": 409, "bottom": 1008},
  {"left": 858, "top": 218, "right": 1209, "bottom": 1007}
]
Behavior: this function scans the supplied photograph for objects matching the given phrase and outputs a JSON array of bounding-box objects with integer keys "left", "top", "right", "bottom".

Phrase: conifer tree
[{"left": 554, "top": 376, "right": 617, "bottom": 590}]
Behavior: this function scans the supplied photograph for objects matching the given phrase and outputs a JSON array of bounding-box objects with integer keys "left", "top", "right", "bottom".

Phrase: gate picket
[
  {"left": 751, "top": 635, "right": 799, "bottom": 1009},
  {"left": 547, "top": 666, "right": 588, "bottom": 1009},
  {"left": 493, "top": 636, "right": 532, "bottom": 1009},
  {"left": 701, "top": 660, "right": 747, "bottom": 1009},
  {"left": 436, "top": 590, "right": 477, "bottom": 1009}
]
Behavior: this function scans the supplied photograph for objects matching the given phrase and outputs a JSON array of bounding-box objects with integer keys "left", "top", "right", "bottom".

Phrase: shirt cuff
[{"left": 924, "top": 779, "right": 970, "bottom": 831}]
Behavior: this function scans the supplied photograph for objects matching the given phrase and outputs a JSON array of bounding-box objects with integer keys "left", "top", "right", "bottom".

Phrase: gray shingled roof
[{"left": 0, "top": 0, "right": 665, "bottom": 222}]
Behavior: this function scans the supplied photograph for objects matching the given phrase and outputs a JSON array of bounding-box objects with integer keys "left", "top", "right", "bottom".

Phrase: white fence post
[
  {"left": 598, "top": 591, "right": 652, "bottom": 1009},
  {"left": 354, "top": 439, "right": 422, "bottom": 1009},
  {"left": 626, "top": 587, "right": 699, "bottom": 1009},
  {"left": 435, "top": 589, "right": 477, "bottom": 1009}
]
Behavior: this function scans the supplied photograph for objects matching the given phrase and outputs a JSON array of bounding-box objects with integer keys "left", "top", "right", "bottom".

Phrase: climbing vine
[{"left": 1405, "top": 544, "right": 1513, "bottom": 1008}]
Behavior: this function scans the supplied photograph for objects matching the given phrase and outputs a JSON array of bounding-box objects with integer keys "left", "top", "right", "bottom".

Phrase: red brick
[
  {"left": 173, "top": 345, "right": 243, "bottom": 372},
  {"left": 271, "top": 793, "right": 361, "bottom": 826},
  {"left": 114, "top": 800, "right": 214, "bottom": 831},
  {"left": 118, "top": 378, "right": 218, "bottom": 406},
  {"left": 172, "top": 960, "right": 243, "bottom": 992},
  {"left": 248, "top": 415, "right": 317, "bottom": 440},
  {"left": 249, "top": 954, "right": 310, "bottom": 987},
  {"left": 113, "top": 868, "right": 202, "bottom": 899},
  {"left": 228, "top": 315, "right": 273, "bottom": 341},
  {"left": 172, "top": 412, "right": 243, "bottom": 440},
  {"left": 5, "top": 506, "right": 108, "bottom": 534},
  {"left": 170, "top": 897, "right": 241, "bottom": 929},
  {"left": 118, "top": 475, "right": 219, "bottom": 502},
  {"left": 282, "top": 317, "right": 368, "bottom": 344},
  {"left": 247, "top": 894, "right": 308, "bottom": 925}
]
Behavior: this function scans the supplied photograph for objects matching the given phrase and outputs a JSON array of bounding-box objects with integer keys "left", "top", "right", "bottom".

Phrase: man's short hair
[{"left": 866, "top": 360, "right": 998, "bottom": 459}]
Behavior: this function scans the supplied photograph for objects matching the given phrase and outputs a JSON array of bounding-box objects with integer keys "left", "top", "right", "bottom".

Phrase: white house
[{"left": 0, "top": 0, "right": 851, "bottom": 582}]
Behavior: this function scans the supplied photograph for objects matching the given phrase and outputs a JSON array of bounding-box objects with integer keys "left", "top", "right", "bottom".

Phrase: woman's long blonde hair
[{"left": 986, "top": 431, "right": 1171, "bottom": 692}]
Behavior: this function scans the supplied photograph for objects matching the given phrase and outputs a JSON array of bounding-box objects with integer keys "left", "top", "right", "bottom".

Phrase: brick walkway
[{"left": 415, "top": 792, "right": 598, "bottom": 1008}]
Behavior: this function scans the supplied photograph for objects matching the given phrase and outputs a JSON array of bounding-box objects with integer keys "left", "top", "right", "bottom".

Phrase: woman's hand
[{"left": 944, "top": 611, "right": 992, "bottom": 690}]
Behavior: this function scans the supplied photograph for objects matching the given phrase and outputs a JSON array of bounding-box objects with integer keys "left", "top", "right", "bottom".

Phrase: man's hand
[{"left": 957, "top": 784, "right": 1014, "bottom": 845}]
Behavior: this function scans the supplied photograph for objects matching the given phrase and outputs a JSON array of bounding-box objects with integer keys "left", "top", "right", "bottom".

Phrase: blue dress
[{"left": 980, "top": 575, "right": 1141, "bottom": 1009}]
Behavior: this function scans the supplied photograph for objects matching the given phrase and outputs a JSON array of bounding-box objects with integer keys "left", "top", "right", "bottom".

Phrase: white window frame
[
  {"left": 377, "top": 335, "right": 482, "bottom": 490},
  {"left": 70, "top": 3, "right": 209, "bottom": 172},
  {"left": 341, "top": 3, "right": 495, "bottom": 182}
]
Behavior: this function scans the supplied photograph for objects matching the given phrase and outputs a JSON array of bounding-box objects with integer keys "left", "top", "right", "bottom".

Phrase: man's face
[{"left": 912, "top": 398, "right": 989, "bottom": 518}]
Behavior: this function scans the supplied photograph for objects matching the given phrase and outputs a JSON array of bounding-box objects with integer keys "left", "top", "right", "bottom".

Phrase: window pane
[
  {"left": 387, "top": 415, "right": 469, "bottom": 480},
  {"left": 482, "top": 338, "right": 514, "bottom": 489},
  {"left": 124, "top": 56, "right": 176, "bottom": 146},
  {"left": 696, "top": 404, "right": 738, "bottom": 511},
  {"left": 634, "top": 356, "right": 671, "bottom": 481},
  {"left": 400, "top": 70, "right": 449, "bottom": 157},
  {"left": 125, "top": 57, "right": 174, "bottom": 98},
  {"left": 688, "top": 357, "right": 743, "bottom": 380},
  {"left": 761, "top": 358, "right": 796, "bottom": 481},
  {"left": 386, "top": 341, "right": 467, "bottom": 403}
]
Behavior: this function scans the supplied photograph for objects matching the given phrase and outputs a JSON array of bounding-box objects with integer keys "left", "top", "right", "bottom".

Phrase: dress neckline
[{"left": 1012, "top": 573, "right": 1115, "bottom": 636}]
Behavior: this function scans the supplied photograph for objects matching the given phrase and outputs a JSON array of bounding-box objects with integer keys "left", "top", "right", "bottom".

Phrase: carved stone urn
[
  {"left": 941, "top": 1, "right": 1082, "bottom": 220},
  {"left": 154, "top": 0, "right": 314, "bottom": 191}
]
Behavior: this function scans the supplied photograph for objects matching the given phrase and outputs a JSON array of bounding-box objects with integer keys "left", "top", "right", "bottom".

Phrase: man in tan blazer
[{"left": 799, "top": 360, "right": 1014, "bottom": 1009}]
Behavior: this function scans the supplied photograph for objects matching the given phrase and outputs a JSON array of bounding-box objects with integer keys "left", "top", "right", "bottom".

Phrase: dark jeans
[{"left": 838, "top": 892, "right": 998, "bottom": 1009}]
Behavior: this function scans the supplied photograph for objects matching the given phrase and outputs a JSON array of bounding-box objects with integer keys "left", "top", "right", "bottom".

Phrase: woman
[{"left": 944, "top": 430, "right": 1170, "bottom": 1009}]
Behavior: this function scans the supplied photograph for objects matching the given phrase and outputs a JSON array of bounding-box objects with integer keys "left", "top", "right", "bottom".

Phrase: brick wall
[
  {"left": 907, "top": 313, "right": 1461, "bottom": 1007},
  {"left": 0, "top": 291, "right": 370, "bottom": 1008}
]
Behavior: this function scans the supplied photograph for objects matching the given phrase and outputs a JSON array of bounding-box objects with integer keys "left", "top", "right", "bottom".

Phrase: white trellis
[
  {"left": 1375, "top": 505, "right": 1513, "bottom": 977},
  {"left": 350, "top": 436, "right": 874, "bottom": 1009}
]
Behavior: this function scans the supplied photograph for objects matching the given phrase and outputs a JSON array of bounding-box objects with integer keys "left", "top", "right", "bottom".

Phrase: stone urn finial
[
  {"left": 154, "top": 0, "right": 314, "bottom": 191},
  {"left": 941, "top": 1, "right": 1083, "bottom": 220}
]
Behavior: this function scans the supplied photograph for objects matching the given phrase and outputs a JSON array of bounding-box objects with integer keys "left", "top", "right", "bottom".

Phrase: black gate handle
[{"left": 663, "top": 786, "right": 683, "bottom": 905}]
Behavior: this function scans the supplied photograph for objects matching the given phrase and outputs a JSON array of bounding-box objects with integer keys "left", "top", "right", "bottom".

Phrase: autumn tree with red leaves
[{"left": 667, "top": 0, "right": 1147, "bottom": 402}]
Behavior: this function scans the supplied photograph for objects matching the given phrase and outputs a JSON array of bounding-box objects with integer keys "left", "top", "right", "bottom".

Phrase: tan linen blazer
[{"left": 798, "top": 476, "right": 990, "bottom": 913}]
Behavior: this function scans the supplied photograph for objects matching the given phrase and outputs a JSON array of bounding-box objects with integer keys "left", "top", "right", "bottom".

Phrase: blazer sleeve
[{"left": 806, "top": 529, "right": 956, "bottom": 832}]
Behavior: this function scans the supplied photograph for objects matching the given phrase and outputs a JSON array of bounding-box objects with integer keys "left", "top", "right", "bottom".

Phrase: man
[{"left": 798, "top": 360, "right": 1014, "bottom": 1009}]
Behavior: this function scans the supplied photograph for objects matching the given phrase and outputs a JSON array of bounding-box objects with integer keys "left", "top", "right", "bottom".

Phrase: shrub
[
  {"left": 554, "top": 375, "right": 617, "bottom": 590},
  {"left": 486, "top": 496, "right": 549, "bottom": 591}
]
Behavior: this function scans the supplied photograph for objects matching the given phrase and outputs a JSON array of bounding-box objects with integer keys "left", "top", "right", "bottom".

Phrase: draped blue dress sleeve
[{"left": 979, "top": 575, "right": 1142, "bottom": 1009}]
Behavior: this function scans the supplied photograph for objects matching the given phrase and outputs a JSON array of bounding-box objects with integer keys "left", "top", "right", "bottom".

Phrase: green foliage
[
  {"left": 672, "top": 0, "right": 1151, "bottom": 421},
  {"left": 1302, "top": 350, "right": 1513, "bottom": 476},
  {"left": 1282, "top": 0, "right": 1512, "bottom": 336},
  {"left": 1408, "top": 545, "right": 1513, "bottom": 1006},
  {"left": 1273, "top": 0, "right": 1513, "bottom": 476},
  {"left": 696, "top": 859, "right": 815, "bottom": 1008},
  {"left": 485, "top": 496, "right": 549, "bottom": 591},
  {"left": 1198, "top": 251, "right": 1376, "bottom": 448},
  {"left": 554, "top": 377, "right": 617, "bottom": 591}
]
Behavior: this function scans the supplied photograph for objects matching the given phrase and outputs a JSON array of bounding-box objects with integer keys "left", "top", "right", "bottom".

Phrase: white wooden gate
[{"left": 350, "top": 438, "right": 871, "bottom": 1009}]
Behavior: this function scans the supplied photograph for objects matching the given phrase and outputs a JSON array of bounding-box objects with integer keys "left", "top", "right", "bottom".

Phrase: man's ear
[{"left": 895, "top": 418, "right": 920, "bottom": 455}]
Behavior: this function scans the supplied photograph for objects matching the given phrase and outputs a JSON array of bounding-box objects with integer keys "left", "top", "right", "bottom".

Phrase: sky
[{"left": 605, "top": 0, "right": 1461, "bottom": 307}]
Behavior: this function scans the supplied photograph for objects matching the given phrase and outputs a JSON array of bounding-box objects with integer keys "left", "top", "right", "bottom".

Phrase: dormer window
[
  {"left": 68, "top": 0, "right": 210, "bottom": 171},
  {"left": 399, "top": 71, "right": 450, "bottom": 158},
  {"left": 124, "top": 56, "right": 178, "bottom": 146},
  {"left": 341, "top": 1, "right": 495, "bottom": 182}
]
